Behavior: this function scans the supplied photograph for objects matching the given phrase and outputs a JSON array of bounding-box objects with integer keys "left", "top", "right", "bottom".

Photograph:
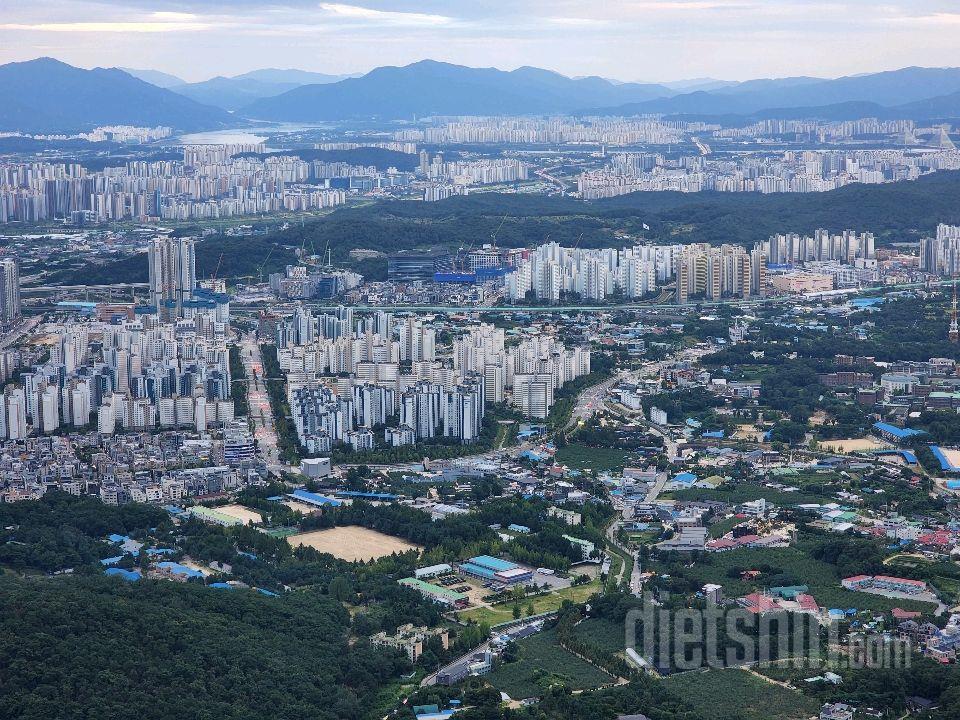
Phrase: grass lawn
[
  {"left": 485, "top": 627, "right": 614, "bottom": 700},
  {"left": 459, "top": 581, "right": 602, "bottom": 626},
  {"left": 554, "top": 444, "right": 634, "bottom": 472},
  {"left": 650, "top": 546, "right": 937, "bottom": 614},
  {"left": 662, "top": 668, "right": 820, "bottom": 720}
]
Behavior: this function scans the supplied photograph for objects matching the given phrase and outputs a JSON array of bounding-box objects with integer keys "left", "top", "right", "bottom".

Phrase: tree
[{"left": 328, "top": 575, "right": 354, "bottom": 602}]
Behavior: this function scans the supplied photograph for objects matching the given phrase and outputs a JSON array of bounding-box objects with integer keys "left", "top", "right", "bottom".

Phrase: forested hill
[
  {"left": 44, "top": 171, "right": 960, "bottom": 286},
  {"left": 0, "top": 576, "right": 404, "bottom": 720}
]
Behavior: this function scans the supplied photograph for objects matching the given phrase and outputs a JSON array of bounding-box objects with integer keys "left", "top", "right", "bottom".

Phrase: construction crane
[
  {"left": 489, "top": 214, "right": 508, "bottom": 249},
  {"left": 322, "top": 238, "right": 332, "bottom": 269},
  {"left": 210, "top": 253, "right": 224, "bottom": 281},
  {"left": 256, "top": 246, "right": 275, "bottom": 283}
]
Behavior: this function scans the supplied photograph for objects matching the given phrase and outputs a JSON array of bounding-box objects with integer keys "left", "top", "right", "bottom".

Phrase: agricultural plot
[
  {"left": 554, "top": 444, "right": 633, "bottom": 472},
  {"left": 652, "top": 546, "right": 937, "bottom": 613},
  {"left": 485, "top": 627, "right": 614, "bottom": 700},
  {"left": 662, "top": 668, "right": 820, "bottom": 720},
  {"left": 669, "top": 482, "right": 829, "bottom": 507},
  {"left": 568, "top": 617, "right": 627, "bottom": 658},
  {"left": 459, "top": 581, "right": 602, "bottom": 626}
]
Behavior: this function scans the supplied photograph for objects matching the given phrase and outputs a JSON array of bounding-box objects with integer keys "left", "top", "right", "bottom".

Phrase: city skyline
[{"left": 2, "top": 0, "right": 960, "bottom": 83}]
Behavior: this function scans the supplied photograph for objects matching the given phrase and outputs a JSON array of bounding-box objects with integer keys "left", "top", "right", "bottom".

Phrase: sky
[{"left": 1, "top": 0, "right": 959, "bottom": 83}]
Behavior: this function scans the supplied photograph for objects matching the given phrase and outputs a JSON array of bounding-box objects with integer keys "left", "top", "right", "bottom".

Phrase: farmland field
[
  {"left": 569, "top": 617, "right": 627, "bottom": 657},
  {"left": 459, "top": 581, "right": 602, "bottom": 626},
  {"left": 485, "top": 627, "right": 614, "bottom": 699},
  {"left": 708, "top": 515, "right": 742, "bottom": 538},
  {"left": 286, "top": 527, "right": 422, "bottom": 561},
  {"left": 554, "top": 444, "right": 634, "bottom": 472},
  {"left": 668, "top": 482, "right": 828, "bottom": 507},
  {"left": 650, "top": 546, "right": 937, "bottom": 613},
  {"left": 662, "top": 668, "right": 820, "bottom": 720}
]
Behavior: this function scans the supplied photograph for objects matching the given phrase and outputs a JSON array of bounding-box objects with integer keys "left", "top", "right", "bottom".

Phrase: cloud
[
  {"left": 883, "top": 12, "right": 960, "bottom": 25},
  {"left": 625, "top": 0, "right": 751, "bottom": 10},
  {"left": 0, "top": 21, "right": 210, "bottom": 32},
  {"left": 318, "top": 3, "right": 454, "bottom": 27},
  {"left": 547, "top": 17, "right": 611, "bottom": 27}
]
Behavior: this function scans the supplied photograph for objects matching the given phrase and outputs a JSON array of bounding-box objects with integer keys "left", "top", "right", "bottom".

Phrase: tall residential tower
[
  {"left": 147, "top": 237, "right": 196, "bottom": 320},
  {"left": 0, "top": 258, "right": 21, "bottom": 328}
]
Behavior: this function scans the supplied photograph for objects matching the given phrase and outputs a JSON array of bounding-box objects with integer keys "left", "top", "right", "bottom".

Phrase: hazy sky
[{"left": 1, "top": 0, "right": 959, "bottom": 83}]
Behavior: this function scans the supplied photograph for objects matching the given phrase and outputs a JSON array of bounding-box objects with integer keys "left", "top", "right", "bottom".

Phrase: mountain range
[
  {"left": 240, "top": 60, "right": 676, "bottom": 120},
  {"left": 589, "top": 67, "right": 960, "bottom": 120},
  {"left": 0, "top": 58, "right": 232, "bottom": 133},
  {"left": 240, "top": 62, "right": 960, "bottom": 123},
  {"left": 5, "top": 58, "right": 960, "bottom": 135}
]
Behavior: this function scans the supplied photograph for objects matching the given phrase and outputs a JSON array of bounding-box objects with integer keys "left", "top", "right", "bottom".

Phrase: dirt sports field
[
  {"left": 821, "top": 437, "right": 885, "bottom": 453},
  {"left": 214, "top": 504, "right": 263, "bottom": 525},
  {"left": 287, "top": 527, "right": 422, "bottom": 561}
]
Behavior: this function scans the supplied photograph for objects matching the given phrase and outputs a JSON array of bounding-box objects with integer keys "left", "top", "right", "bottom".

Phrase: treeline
[
  {"left": 0, "top": 492, "right": 169, "bottom": 572},
  {"left": 260, "top": 344, "right": 302, "bottom": 464},
  {"left": 641, "top": 388, "right": 724, "bottom": 424},
  {"left": 227, "top": 344, "right": 249, "bottom": 416},
  {"left": 40, "top": 170, "right": 960, "bottom": 288}
]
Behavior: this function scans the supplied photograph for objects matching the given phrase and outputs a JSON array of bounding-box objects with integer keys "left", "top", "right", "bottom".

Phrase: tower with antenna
[{"left": 950, "top": 278, "right": 959, "bottom": 344}]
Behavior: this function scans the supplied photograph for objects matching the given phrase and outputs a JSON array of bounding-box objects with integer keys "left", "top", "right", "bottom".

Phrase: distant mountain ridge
[
  {"left": 119, "top": 67, "right": 186, "bottom": 88},
  {"left": 240, "top": 60, "right": 677, "bottom": 120},
  {"left": 7, "top": 58, "right": 960, "bottom": 133},
  {"left": 170, "top": 68, "right": 353, "bottom": 110},
  {"left": 588, "top": 67, "right": 960, "bottom": 120},
  {"left": 0, "top": 58, "right": 233, "bottom": 133}
]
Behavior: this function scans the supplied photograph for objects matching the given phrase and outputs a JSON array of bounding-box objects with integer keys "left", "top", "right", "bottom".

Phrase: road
[
  {"left": 566, "top": 370, "right": 628, "bottom": 431},
  {"left": 0, "top": 316, "right": 39, "bottom": 349},
  {"left": 605, "top": 518, "right": 644, "bottom": 595},
  {"left": 240, "top": 333, "right": 284, "bottom": 472},
  {"left": 227, "top": 277, "right": 956, "bottom": 316}
]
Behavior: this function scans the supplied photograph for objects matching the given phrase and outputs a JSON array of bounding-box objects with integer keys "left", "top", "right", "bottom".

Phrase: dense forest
[
  {"left": 43, "top": 170, "right": 960, "bottom": 286},
  {"left": 0, "top": 575, "right": 408, "bottom": 720}
]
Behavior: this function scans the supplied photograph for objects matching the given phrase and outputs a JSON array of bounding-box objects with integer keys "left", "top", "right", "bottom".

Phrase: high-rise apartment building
[
  {"left": 0, "top": 258, "right": 21, "bottom": 328},
  {"left": 148, "top": 237, "right": 196, "bottom": 320}
]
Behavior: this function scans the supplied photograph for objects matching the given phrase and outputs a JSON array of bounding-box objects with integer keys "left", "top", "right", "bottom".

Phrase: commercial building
[
  {"left": 387, "top": 252, "right": 454, "bottom": 281},
  {"left": 457, "top": 555, "right": 534, "bottom": 585},
  {"left": 770, "top": 272, "right": 834, "bottom": 294},
  {"left": 398, "top": 577, "right": 469, "bottom": 608}
]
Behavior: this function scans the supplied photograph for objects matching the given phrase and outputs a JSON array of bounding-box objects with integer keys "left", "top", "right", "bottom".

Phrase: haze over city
[
  {"left": 1, "top": 0, "right": 960, "bottom": 81},
  {"left": 6, "top": 4, "right": 960, "bottom": 720}
]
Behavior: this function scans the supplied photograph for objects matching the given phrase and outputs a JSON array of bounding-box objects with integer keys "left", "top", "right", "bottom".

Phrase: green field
[
  {"left": 662, "top": 668, "right": 820, "bottom": 720},
  {"left": 459, "top": 581, "right": 602, "bottom": 626},
  {"left": 485, "top": 627, "right": 614, "bottom": 700},
  {"left": 651, "top": 546, "right": 937, "bottom": 613},
  {"left": 668, "top": 483, "right": 828, "bottom": 507},
  {"left": 554, "top": 444, "right": 634, "bottom": 472},
  {"left": 707, "top": 515, "right": 743, "bottom": 538}
]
